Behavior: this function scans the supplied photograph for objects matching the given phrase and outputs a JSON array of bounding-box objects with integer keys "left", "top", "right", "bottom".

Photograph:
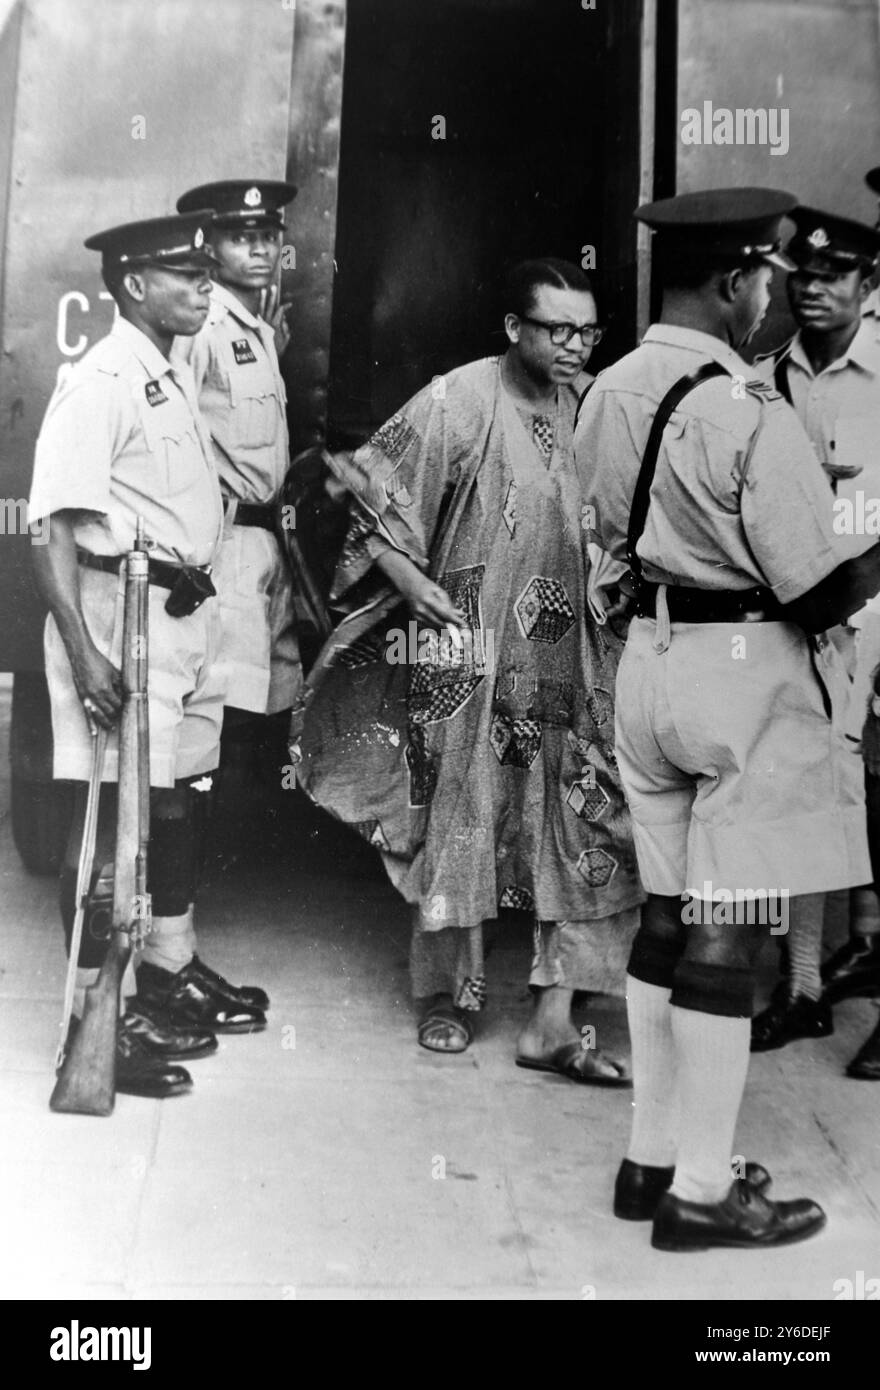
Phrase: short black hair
[
  {"left": 656, "top": 243, "right": 765, "bottom": 291},
  {"left": 505, "top": 258, "right": 595, "bottom": 319}
]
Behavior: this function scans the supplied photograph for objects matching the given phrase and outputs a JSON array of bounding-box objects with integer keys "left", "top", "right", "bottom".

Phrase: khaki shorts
[
  {"left": 615, "top": 618, "right": 870, "bottom": 898},
  {"left": 213, "top": 520, "right": 300, "bottom": 715},
  {"left": 46, "top": 566, "right": 227, "bottom": 787}
]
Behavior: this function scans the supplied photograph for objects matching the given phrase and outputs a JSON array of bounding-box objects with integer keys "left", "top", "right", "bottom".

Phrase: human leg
[
  {"left": 412, "top": 917, "right": 485, "bottom": 1052},
  {"left": 516, "top": 916, "right": 632, "bottom": 1083},
  {"left": 822, "top": 768, "right": 880, "bottom": 1003},
  {"left": 58, "top": 782, "right": 198, "bottom": 1096},
  {"left": 135, "top": 780, "right": 267, "bottom": 1032},
  {"left": 751, "top": 893, "right": 833, "bottom": 1050}
]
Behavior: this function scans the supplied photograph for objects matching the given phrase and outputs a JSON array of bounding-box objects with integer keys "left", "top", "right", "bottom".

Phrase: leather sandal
[
  {"left": 417, "top": 1003, "right": 474, "bottom": 1053},
  {"left": 515, "top": 1041, "right": 631, "bottom": 1087}
]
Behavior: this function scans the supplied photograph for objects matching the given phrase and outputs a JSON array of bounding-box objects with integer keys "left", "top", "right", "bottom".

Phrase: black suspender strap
[
  {"left": 773, "top": 353, "right": 792, "bottom": 405},
  {"left": 626, "top": 361, "right": 729, "bottom": 597},
  {"left": 573, "top": 378, "right": 596, "bottom": 432}
]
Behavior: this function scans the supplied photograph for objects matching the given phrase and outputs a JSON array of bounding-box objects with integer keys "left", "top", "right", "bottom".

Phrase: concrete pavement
[{"left": 1, "top": 680, "right": 879, "bottom": 1301}]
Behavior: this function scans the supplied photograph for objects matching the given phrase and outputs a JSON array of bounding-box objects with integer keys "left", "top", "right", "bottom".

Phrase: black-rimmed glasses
[{"left": 520, "top": 316, "right": 605, "bottom": 347}]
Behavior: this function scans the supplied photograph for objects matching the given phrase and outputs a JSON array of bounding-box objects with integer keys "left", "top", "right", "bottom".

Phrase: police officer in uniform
[
  {"left": 752, "top": 208, "right": 880, "bottom": 1069},
  {"left": 575, "top": 188, "right": 880, "bottom": 1250},
  {"left": 30, "top": 214, "right": 268, "bottom": 1100},
  {"left": 172, "top": 181, "right": 300, "bottom": 820}
]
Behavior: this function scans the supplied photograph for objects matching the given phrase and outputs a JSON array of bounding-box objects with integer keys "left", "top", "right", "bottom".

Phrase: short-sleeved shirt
[
  {"left": 573, "top": 323, "right": 846, "bottom": 605},
  {"left": 756, "top": 322, "right": 880, "bottom": 497},
  {"left": 757, "top": 322, "right": 880, "bottom": 641},
  {"left": 29, "top": 317, "right": 223, "bottom": 566},
  {"left": 172, "top": 281, "right": 289, "bottom": 503}
]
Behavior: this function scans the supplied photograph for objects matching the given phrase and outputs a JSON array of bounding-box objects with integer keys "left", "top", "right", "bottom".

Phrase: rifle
[
  {"left": 52, "top": 723, "right": 107, "bottom": 1073},
  {"left": 50, "top": 520, "right": 152, "bottom": 1115},
  {"left": 278, "top": 447, "right": 339, "bottom": 641}
]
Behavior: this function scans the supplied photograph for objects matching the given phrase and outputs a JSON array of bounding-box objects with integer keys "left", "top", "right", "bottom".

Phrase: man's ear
[
  {"left": 122, "top": 270, "right": 146, "bottom": 303},
  {"left": 503, "top": 312, "right": 521, "bottom": 346},
  {"left": 718, "top": 267, "right": 741, "bottom": 305},
  {"left": 859, "top": 274, "right": 874, "bottom": 304}
]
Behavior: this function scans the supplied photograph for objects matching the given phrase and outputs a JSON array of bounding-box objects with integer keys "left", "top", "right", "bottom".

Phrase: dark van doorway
[{"left": 326, "top": 0, "right": 646, "bottom": 445}]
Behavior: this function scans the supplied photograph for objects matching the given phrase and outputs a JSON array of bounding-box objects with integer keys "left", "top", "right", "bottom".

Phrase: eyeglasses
[{"left": 519, "top": 316, "right": 605, "bottom": 347}]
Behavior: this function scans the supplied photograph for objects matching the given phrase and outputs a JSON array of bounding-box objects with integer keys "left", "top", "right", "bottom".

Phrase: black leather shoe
[
  {"left": 652, "top": 1180, "right": 826, "bottom": 1252},
  {"left": 187, "top": 954, "right": 270, "bottom": 1011},
  {"left": 614, "top": 1158, "right": 772, "bottom": 1221},
  {"left": 123, "top": 1004, "right": 218, "bottom": 1061},
  {"left": 751, "top": 991, "right": 833, "bottom": 1052},
  {"left": 136, "top": 960, "right": 267, "bottom": 1034},
  {"left": 59, "top": 1017, "right": 193, "bottom": 1100},
  {"left": 821, "top": 935, "right": 880, "bottom": 1004},
  {"left": 116, "top": 1024, "right": 193, "bottom": 1099},
  {"left": 846, "top": 1016, "right": 880, "bottom": 1079}
]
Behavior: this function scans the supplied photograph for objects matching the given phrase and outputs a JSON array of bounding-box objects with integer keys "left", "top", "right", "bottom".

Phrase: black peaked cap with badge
[
  {"left": 176, "top": 180, "right": 297, "bottom": 230},
  {"left": 787, "top": 205, "right": 880, "bottom": 273},
  {"left": 84, "top": 212, "right": 215, "bottom": 269},
  {"left": 635, "top": 187, "right": 798, "bottom": 270}
]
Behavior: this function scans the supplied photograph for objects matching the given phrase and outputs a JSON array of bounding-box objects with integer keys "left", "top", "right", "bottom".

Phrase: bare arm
[
  {"left": 374, "top": 548, "right": 464, "bottom": 629},
  {"left": 782, "top": 545, "right": 880, "bottom": 635},
  {"left": 31, "top": 511, "right": 122, "bottom": 728}
]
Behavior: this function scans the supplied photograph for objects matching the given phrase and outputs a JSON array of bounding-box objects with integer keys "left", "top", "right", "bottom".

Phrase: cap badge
[
  {"left": 244, "top": 186, "right": 262, "bottom": 208},
  {"left": 807, "top": 227, "right": 831, "bottom": 250},
  {"left": 193, "top": 227, "right": 205, "bottom": 249}
]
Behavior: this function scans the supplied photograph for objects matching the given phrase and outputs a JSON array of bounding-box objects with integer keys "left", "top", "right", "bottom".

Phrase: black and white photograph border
[{"left": 0, "top": 0, "right": 878, "bottom": 1319}]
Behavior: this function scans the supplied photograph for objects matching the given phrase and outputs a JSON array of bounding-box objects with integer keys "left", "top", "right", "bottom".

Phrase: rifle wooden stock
[{"left": 50, "top": 535, "right": 150, "bottom": 1115}]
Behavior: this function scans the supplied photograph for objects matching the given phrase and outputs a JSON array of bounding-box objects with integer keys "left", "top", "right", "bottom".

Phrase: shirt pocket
[
  {"left": 224, "top": 350, "right": 283, "bottom": 450},
  {"left": 139, "top": 399, "right": 207, "bottom": 500}
]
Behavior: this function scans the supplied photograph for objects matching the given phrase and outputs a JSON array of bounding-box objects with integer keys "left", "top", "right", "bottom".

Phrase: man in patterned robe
[{"left": 296, "top": 260, "right": 642, "bottom": 1079}]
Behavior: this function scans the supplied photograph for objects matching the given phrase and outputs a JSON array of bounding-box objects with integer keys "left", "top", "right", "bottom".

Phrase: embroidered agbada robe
[{"left": 296, "top": 356, "right": 643, "bottom": 947}]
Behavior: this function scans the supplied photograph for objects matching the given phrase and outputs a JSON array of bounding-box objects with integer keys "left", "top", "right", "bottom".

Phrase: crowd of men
[{"left": 27, "top": 167, "right": 880, "bottom": 1254}]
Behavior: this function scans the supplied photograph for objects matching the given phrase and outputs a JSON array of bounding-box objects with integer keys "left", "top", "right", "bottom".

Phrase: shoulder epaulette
[{"left": 743, "top": 378, "right": 783, "bottom": 403}]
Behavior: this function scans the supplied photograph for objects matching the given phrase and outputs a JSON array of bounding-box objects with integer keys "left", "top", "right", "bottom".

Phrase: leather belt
[
  {"left": 76, "top": 547, "right": 210, "bottom": 592},
  {"left": 637, "top": 581, "right": 783, "bottom": 623},
  {"left": 224, "top": 499, "right": 276, "bottom": 530}
]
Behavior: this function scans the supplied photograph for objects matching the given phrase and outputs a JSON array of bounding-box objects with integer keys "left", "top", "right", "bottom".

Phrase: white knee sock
[
  {"left": 669, "top": 1005, "right": 751, "bottom": 1205},
  {"left": 140, "top": 907, "right": 197, "bottom": 973},
  {"left": 625, "top": 975, "right": 678, "bottom": 1168}
]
